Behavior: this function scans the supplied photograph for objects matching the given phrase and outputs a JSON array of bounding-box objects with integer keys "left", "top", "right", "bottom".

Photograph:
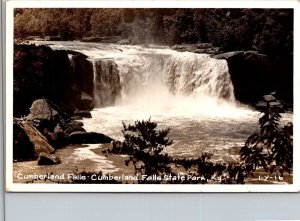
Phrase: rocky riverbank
[{"left": 13, "top": 98, "right": 113, "bottom": 165}]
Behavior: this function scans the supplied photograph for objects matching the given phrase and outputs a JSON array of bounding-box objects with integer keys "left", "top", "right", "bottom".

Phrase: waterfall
[
  {"left": 92, "top": 59, "right": 122, "bottom": 107},
  {"left": 91, "top": 48, "right": 235, "bottom": 108},
  {"left": 43, "top": 42, "right": 236, "bottom": 109}
]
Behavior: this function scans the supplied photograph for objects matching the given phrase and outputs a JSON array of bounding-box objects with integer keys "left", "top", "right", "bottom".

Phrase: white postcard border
[{"left": 5, "top": 0, "right": 300, "bottom": 192}]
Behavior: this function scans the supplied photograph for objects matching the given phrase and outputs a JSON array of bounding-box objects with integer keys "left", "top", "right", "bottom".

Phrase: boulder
[
  {"left": 68, "top": 131, "right": 113, "bottom": 144},
  {"left": 14, "top": 44, "right": 95, "bottom": 117},
  {"left": 64, "top": 121, "right": 86, "bottom": 135},
  {"left": 74, "top": 110, "right": 92, "bottom": 118},
  {"left": 27, "top": 99, "right": 59, "bottom": 122},
  {"left": 213, "top": 51, "right": 293, "bottom": 106},
  {"left": 13, "top": 119, "right": 36, "bottom": 161},
  {"left": 37, "top": 152, "right": 61, "bottom": 165},
  {"left": 44, "top": 129, "right": 67, "bottom": 148},
  {"left": 19, "top": 121, "right": 55, "bottom": 155}
]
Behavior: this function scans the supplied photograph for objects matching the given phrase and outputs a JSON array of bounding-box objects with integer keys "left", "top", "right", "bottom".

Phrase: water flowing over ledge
[{"left": 28, "top": 41, "right": 293, "bottom": 162}]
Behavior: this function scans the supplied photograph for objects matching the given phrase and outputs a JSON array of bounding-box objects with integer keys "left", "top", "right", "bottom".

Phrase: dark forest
[{"left": 14, "top": 8, "right": 293, "bottom": 56}]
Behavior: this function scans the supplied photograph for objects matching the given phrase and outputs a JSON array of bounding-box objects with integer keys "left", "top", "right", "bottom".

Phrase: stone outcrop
[
  {"left": 13, "top": 98, "right": 95, "bottom": 163},
  {"left": 68, "top": 132, "right": 113, "bottom": 144},
  {"left": 25, "top": 98, "right": 89, "bottom": 147},
  {"left": 27, "top": 99, "right": 59, "bottom": 122},
  {"left": 13, "top": 119, "right": 36, "bottom": 161},
  {"left": 74, "top": 110, "right": 92, "bottom": 119},
  {"left": 213, "top": 51, "right": 293, "bottom": 106},
  {"left": 19, "top": 121, "right": 55, "bottom": 155},
  {"left": 93, "top": 59, "right": 121, "bottom": 107},
  {"left": 14, "top": 44, "right": 95, "bottom": 117},
  {"left": 172, "top": 43, "right": 220, "bottom": 55},
  {"left": 13, "top": 119, "right": 60, "bottom": 164}
]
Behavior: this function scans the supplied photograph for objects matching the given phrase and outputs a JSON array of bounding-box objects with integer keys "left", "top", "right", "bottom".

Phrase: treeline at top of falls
[{"left": 14, "top": 8, "right": 293, "bottom": 57}]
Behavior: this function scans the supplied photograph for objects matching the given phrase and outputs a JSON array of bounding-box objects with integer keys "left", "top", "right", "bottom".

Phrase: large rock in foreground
[
  {"left": 13, "top": 120, "right": 36, "bottom": 161},
  {"left": 19, "top": 121, "right": 55, "bottom": 155},
  {"left": 14, "top": 119, "right": 60, "bottom": 164},
  {"left": 68, "top": 132, "right": 113, "bottom": 144},
  {"left": 27, "top": 99, "right": 59, "bottom": 122}
]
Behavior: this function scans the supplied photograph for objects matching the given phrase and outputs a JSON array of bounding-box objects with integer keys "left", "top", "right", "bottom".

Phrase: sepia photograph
[{"left": 5, "top": 1, "right": 299, "bottom": 192}]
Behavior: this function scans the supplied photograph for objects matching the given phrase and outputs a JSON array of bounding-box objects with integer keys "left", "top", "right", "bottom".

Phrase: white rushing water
[{"left": 33, "top": 41, "right": 292, "bottom": 162}]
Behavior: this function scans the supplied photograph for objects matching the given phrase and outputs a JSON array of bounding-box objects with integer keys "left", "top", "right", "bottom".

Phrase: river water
[{"left": 31, "top": 41, "right": 293, "bottom": 163}]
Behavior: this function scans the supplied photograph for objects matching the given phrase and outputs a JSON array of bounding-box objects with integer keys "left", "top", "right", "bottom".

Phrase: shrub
[
  {"left": 240, "top": 94, "right": 293, "bottom": 177},
  {"left": 111, "top": 118, "right": 247, "bottom": 184},
  {"left": 110, "top": 118, "right": 173, "bottom": 183}
]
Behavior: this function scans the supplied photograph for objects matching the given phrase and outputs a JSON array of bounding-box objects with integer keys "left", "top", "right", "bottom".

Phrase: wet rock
[
  {"left": 44, "top": 129, "right": 67, "bottom": 148},
  {"left": 13, "top": 119, "right": 36, "bottom": 161},
  {"left": 37, "top": 152, "right": 61, "bottom": 165},
  {"left": 64, "top": 121, "right": 86, "bottom": 135},
  {"left": 93, "top": 59, "right": 121, "bottom": 107},
  {"left": 72, "top": 116, "right": 82, "bottom": 120},
  {"left": 19, "top": 121, "right": 55, "bottom": 155},
  {"left": 263, "top": 94, "right": 276, "bottom": 102},
  {"left": 74, "top": 110, "right": 92, "bottom": 118},
  {"left": 68, "top": 132, "right": 113, "bottom": 144},
  {"left": 256, "top": 93, "right": 284, "bottom": 111},
  {"left": 14, "top": 44, "right": 95, "bottom": 116},
  {"left": 172, "top": 43, "right": 220, "bottom": 55},
  {"left": 212, "top": 51, "right": 244, "bottom": 59},
  {"left": 214, "top": 50, "right": 293, "bottom": 106}
]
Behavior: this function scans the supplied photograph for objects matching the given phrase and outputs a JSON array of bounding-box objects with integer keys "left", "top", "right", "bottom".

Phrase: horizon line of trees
[{"left": 14, "top": 8, "right": 293, "bottom": 56}]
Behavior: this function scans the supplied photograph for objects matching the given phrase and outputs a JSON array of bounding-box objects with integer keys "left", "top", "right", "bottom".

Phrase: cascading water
[
  {"left": 75, "top": 43, "right": 260, "bottom": 161},
  {"left": 32, "top": 41, "right": 290, "bottom": 162},
  {"left": 91, "top": 49, "right": 235, "bottom": 109}
]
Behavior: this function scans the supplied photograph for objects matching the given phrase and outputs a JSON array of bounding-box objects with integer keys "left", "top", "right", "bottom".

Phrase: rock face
[
  {"left": 74, "top": 110, "right": 92, "bottom": 119},
  {"left": 25, "top": 98, "right": 89, "bottom": 147},
  {"left": 172, "top": 43, "right": 220, "bottom": 55},
  {"left": 14, "top": 119, "right": 61, "bottom": 165},
  {"left": 27, "top": 99, "right": 59, "bottom": 122},
  {"left": 64, "top": 121, "right": 86, "bottom": 135},
  {"left": 68, "top": 132, "right": 113, "bottom": 144},
  {"left": 14, "top": 44, "right": 95, "bottom": 117},
  {"left": 213, "top": 51, "right": 293, "bottom": 105},
  {"left": 13, "top": 98, "right": 94, "bottom": 163},
  {"left": 13, "top": 120, "right": 36, "bottom": 161},
  {"left": 93, "top": 59, "right": 121, "bottom": 107},
  {"left": 19, "top": 121, "right": 55, "bottom": 155},
  {"left": 69, "top": 53, "right": 94, "bottom": 110}
]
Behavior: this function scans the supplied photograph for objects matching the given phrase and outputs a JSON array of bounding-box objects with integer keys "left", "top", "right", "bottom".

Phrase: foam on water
[{"left": 32, "top": 41, "right": 292, "bottom": 162}]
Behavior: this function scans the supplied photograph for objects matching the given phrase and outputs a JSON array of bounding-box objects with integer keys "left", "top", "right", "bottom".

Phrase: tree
[
  {"left": 240, "top": 94, "right": 293, "bottom": 177},
  {"left": 110, "top": 118, "right": 173, "bottom": 182}
]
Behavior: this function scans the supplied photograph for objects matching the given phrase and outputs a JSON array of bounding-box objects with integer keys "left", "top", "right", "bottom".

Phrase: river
[{"left": 13, "top": 41, "right": 293, "bottom": 182}]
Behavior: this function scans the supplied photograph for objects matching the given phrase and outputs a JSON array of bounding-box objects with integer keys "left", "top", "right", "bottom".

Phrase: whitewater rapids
[{"left": 33, "top": 41, "right": 292, "bottom": 162}]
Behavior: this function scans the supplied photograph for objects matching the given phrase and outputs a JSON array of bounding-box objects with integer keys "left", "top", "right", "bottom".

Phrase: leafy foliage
[
  {"left": 14, "top": 8, "right": 293, "bottom": 56},
  {"left": 109, "top": 118, "right": 247, "bottom": 184},
  {"left": 109, "top": 118, "right": 173, "bottom": 183},
  {"left": 240, "top": 94, "right": 293, "bottom": 176}
]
